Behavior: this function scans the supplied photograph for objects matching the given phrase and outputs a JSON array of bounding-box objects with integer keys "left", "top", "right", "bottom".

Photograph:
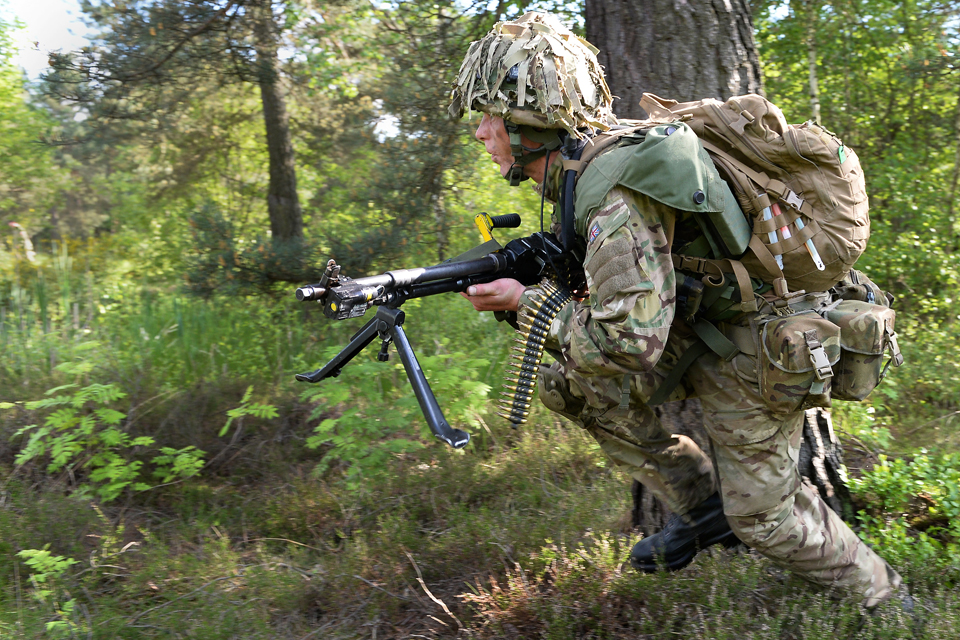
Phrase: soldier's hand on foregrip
[{"left": 461, "top": 278, "right": 525, "bottom": 312}]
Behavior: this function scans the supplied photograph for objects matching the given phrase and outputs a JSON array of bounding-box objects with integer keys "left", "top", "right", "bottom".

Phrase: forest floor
[{"left": 1, "top": 390, "right": 958, "bottom": 640}]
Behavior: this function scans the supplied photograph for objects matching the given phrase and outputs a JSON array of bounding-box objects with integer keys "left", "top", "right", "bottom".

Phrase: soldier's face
[
  {"left": 475, "top": 114, "right": 514, "bottom": 178},
  {"left": 476, "top": 114, "right": 554, "bottom": 183}
]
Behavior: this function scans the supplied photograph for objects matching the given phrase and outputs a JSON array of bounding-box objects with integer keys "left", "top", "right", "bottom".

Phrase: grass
[
  {"left": 2, "top": 243, "right": 960, "bottom": 638},
  {"left": 2, "top": 413, "right": 960, "bottom": 639}
]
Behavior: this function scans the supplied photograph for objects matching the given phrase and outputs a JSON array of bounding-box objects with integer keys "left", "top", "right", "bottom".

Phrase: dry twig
[{"left": 403, "top": 548, "right": 463, "bottom": 630}]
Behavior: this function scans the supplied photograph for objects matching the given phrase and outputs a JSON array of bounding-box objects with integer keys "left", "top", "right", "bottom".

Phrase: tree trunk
[
  {"left": 805, "top": 0, "right": 822, "bottom": 124},
  {"left": 584, "top": 0, "right": 763, "bottom": 119},
  {"left": 253, "top": 1, "right": 303, "bottom": 242},
  {"left": 582, "top": 0, "right": 852, "bottom": 532},
  {"left": 947, "top": 77, "right": 960, "bottom": 248}
]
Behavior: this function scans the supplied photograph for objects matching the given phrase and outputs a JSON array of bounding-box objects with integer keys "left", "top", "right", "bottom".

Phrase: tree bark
[
  {"left": 806, "top": 0, "right": 822, "bottom": 124},
  {"left": 253, "top": 0, "right": 303, "bottom": 241},
  {"left": 584, "top": 0, "right": 763, "bottom": 119},
  {"left": 582, "top": 0, "right": 851, "bottom": 532}
]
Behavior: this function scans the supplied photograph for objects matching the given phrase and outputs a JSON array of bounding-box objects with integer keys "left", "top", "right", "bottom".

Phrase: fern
[
  {"left": 218, "top": 385, "right": 280, "bottom": 437},
  {"left": 7, "top": 382, "right": 206, "bottom": 501},
  {"left": 17, "top": 547, "right": 82, "bottom": 638}
]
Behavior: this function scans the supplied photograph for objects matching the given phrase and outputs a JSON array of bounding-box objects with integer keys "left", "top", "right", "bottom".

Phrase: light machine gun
[{"left": 294, "top": 214, "right": 578, "bottom": 449}]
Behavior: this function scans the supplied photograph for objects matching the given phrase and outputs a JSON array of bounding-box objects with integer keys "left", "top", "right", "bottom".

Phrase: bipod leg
[
  {"left": 379, "top": 307, "right": 470, "bottom": 449},
  {"left": 295, "top": 316, "right": 380, "bottom": 383}
]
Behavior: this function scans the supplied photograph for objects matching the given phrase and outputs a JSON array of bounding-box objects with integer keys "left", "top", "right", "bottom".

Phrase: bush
[
  {"left": 300, "top": 345, "right": 490, "bottom": 489},
  {"left": 6, "top": 379, "right": 206, "bottom": 501},
  {"left": 851, "top": 453, "right": 960, "bottom": 582}
]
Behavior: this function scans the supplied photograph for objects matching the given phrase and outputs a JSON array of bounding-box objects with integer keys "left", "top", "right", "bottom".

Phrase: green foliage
[
  {"left": 16, "top": 546, "right": 83, "bottom": 638},
  {"left": 184, "top": 205, "right": 328, "bottom": 297},
  {"left": 152, "top": 445, "right": 206, "bottom": 484},
  {"left": 300, "top": 345, "right": 489, "bottom": 490},
  {"left": 832, "top": 401, "right": 893, "bottom": 450},
  {"left": 219, "top": 385, "right": 279, "bottom": 437},
  {"left": 756, "top": 0, "right": 960, "bottom": 427},
  {"left": 0, "top": 15, "right": 61, "bottom": 226},
  {"left": 8, "top": 381, "right": 205, "bottom": 501},
  {"left": 852, "top": 453, "right": 960, "bottom": 580}
]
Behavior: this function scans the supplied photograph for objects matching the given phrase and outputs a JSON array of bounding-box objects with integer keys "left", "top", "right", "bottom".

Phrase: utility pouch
[
  {"left": 832, "top": 269, "right": 893, "bottom": 307},
  {"left": 823, "top": 300, "right": 903, "bottom": 401},
  {"left": 758, "top": 312, "right": 841, "bottom": 414},
  {"left": 691, "top": 180, "right": 753, "bottom": 259}
]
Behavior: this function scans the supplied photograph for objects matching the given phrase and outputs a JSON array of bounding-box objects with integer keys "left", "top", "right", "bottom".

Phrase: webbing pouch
[
  {"left": 758, "top": 312, "right": 840, "bottom": 414},
  {"left": 832, "top": 269, "right": 894, "bottom": 308},
  {"left": 823, "top": 300, "right": 902, "bottom": 401}
]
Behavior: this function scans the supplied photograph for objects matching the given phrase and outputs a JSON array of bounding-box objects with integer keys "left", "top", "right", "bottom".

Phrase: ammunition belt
[{"left": 498, "top": 280, "right": 572, "bottom": 425}]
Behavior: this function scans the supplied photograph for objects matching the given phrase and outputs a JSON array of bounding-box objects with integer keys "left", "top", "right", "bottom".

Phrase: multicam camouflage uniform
[
  {"left": 447, "top": 9, "right": 899, "bottom": 609},
  {"left": 522, "top": 139, "right": 901, "bottom": 608}
]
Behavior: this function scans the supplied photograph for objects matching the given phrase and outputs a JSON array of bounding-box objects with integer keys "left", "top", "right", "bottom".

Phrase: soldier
[{"left": 451, "top": 12, "right": 905, "bottom": 608}]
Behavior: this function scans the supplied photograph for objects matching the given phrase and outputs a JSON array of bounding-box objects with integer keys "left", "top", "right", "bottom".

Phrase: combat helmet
[{"left": 449, "top": 12, "right": 616, "bottom": 186}]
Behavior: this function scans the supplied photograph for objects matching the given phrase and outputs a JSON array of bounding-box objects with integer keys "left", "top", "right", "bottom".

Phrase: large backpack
[{"left": 576, "top": 93, "right": 870, "bottom": 298}]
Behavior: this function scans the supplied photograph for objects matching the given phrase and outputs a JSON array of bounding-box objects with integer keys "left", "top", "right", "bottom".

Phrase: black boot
[{"left": 630, "top": 492, "right": 740, "bottom": 572}]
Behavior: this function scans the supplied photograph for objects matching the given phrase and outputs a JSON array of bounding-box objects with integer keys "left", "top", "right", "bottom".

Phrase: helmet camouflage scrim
[
  {"left": 449, "top": 12, "right": 617, "bottom": 185},
  {"left": 449, "top": 12, "right": 616, "bottom": 137}
]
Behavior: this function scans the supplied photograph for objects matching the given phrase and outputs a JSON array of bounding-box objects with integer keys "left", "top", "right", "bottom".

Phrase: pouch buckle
[
  {"left": 879, "top": 318, "right": 904, "bottom": 382},
  {"left": 804, "top": 330, "right": 834, "bottom": 381},
  {"left": 679, "top": 256, "right": 706, "bottom": 273},
  {"left": 887, "top": 331, "right": 904, "bottom": 367},
  {"left": 885, "top": 317, "right": 904, "bottom": 368}
]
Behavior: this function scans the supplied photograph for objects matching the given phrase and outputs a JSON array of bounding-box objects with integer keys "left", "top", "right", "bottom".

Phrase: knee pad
[{"left": 538, "top": 365, "right": 585, "bottom": 420}]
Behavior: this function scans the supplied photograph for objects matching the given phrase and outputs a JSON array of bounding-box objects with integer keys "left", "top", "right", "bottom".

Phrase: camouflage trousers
[{"left": 541, "top": 324, "right": 900, "bottom": 607}]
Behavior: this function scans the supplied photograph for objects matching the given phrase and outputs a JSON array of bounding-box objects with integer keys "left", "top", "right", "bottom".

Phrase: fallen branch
[
  {"left": 403, "top": 548, "right": 462, "bottom": 630},
  {"left": 901, "top": 410, "right": 960, "bottom": 438},
  {"left": 245, "top": 537, "right": 324, "bottom": 553},
  {"left": 346, "top": 574, "right": 416, "bottom": 603}
]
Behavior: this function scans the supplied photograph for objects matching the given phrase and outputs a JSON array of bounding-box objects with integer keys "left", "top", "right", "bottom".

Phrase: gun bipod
[{"left": 296, "top": 306, "right": 470, "bottom": 449}]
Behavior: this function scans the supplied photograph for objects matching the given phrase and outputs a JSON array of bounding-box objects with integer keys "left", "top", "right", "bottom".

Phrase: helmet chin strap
[{"left": 503, "top": 121, "right": 563, "bottom": 187}]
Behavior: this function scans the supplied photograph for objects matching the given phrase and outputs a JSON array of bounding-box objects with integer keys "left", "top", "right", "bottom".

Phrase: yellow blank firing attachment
[
  {"left": 474, "top": 213, "right": 496, "bottom": 242},
  {"left": 474, "top": 212, "right": 522, "bottom": 242}
]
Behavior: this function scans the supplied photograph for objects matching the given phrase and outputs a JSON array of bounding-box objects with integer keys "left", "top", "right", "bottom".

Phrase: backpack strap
[
  {"left": 672, "top": 254, "right": 762, "bottom": 312},
  {"left": 696, "top": 139, "right": 799, "bottom": 298},
  {"left": 699, "top": 139, "right": 816, "bottom": 220},
  {"left": 647, "top": 319, "right": 741, "bottom": 406},
  {"left": 747, "top": 236, "right": 790, "bottom": 298},
  {"left": 574, "top": 125, "right": 647, "bottom": 181},
  {"left": 647, "top": 341, "right": 710, "bottom": 406}
]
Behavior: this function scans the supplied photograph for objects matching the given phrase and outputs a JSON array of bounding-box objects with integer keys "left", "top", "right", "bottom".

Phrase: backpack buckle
[{"left": 785, "top": 190, "right": 805, "bottom": 211}]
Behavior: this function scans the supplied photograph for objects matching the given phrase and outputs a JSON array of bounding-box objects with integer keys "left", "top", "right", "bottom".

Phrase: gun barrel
[
  {"left": 295, "top": 285, "right": 327, "bottom": 301},
  {"left": 321, "top": 254, "right": 506, "bottom": 295},
  {"left": 384, "top": 253, "right": 505, "bottom": 287}
]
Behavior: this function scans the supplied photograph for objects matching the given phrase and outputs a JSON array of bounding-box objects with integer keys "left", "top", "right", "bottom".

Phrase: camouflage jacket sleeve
[{"left": 518, "top": 186, "right": 677, "bottom": 377}]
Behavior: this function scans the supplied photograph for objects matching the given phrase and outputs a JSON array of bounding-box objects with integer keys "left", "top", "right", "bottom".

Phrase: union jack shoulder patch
[{"left": 588, "top": 222, "right": 602, "bottom": 244}]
